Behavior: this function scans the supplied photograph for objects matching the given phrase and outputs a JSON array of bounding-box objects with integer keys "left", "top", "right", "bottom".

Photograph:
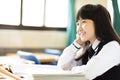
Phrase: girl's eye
[
  {"left": 82, "top": 20, "right": 86, "bottom": 23},
  {"left": 76, "top": 22, "right": 79, "bottom": 26}
]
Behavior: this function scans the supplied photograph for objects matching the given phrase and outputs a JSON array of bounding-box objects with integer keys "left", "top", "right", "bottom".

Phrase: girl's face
[{"left": 76, "top": 18, "right": 96, "bottom": 44}]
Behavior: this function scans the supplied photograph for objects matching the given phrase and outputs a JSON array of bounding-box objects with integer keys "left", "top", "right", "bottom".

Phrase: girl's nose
[{"left": 77, "top": 25, "right": 82, "bottom": 34}]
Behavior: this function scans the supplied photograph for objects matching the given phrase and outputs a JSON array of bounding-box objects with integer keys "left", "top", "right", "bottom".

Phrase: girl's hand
[{"left": 75, "top": 34, "right": 84, "bottom": 45}]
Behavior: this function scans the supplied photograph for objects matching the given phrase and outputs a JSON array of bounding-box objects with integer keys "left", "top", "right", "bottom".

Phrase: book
[{"left": 10, "top": 64, "right": 87, "bottom": 80}]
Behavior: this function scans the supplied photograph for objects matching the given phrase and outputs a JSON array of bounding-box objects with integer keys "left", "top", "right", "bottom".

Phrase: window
[
  {"left": 0, "top": 0, "right": 68, "bottom": 30},
  {"left": 45, "top": 0, "right": 68, "bottom": 27},
  {"left": 22, "top": 0, "right": 45, "bottom": 27},
  {"left": 0, "top": 0, "right": 20, "bottom": 25},
  {"left": 107, "top": 0, "right": 120, "bottom": 23}
]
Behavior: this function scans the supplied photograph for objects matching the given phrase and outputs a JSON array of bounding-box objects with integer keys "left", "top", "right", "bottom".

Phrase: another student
[{"left": 57, "top": 4, "right": 120, "bottom": 80}]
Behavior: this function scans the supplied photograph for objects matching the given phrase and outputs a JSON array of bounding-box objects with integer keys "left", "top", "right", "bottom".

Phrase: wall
[
  {"left": 75, "top": 0, "right": 107, "bottom": 15},
  {"left": 0, "top": 30, "right": 67, "bottom": 48}
]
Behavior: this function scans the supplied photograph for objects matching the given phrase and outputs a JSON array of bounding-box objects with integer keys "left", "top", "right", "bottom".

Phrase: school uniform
[{"left": 57, "top": 39, "right": 120, "bottom": 80}]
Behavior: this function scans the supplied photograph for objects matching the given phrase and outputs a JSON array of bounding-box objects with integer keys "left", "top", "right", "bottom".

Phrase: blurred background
[{"left": 0, "top": 0, "right": 119, "bottom": 55}]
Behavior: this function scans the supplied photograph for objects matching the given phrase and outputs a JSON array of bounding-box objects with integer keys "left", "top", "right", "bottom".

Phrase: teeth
[{"left": 80, "top": 33, "right": 85, "bottom": 38}]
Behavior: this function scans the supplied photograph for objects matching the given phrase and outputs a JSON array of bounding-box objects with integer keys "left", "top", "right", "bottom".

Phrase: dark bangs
[{"left": 76, "top": 4, "right": 98, "bottom": 21}]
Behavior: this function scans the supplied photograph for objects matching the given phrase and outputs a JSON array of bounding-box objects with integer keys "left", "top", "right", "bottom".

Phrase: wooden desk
[
  {"left": 5, "top": 53, "right": 60, "bottom": 63},
  {"left": 0, "top": 56, "right": 60, "bottom": 80},
  {"left": 8, "top": 65, "right": 87, "bottom": 80},
  {"left": 35, "top": 53, "right": 59, "bottom": 63}
]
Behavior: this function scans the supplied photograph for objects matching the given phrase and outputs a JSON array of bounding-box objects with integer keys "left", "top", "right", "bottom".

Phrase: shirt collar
[{"left": 92, "top": 39, "right": 101, "bottom": 50}]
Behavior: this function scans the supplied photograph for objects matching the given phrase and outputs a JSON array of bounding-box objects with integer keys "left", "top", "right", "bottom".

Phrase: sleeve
[
  {"left": 71, "top": 41, "right": 120, "bottom": 80},
  {"left": 57, "top": 41, "right": 82, "bottom": 70}
]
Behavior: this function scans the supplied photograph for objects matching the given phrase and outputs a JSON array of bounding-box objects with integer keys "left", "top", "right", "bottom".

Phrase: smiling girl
[{"left": 57, "top": 4, "right": 120, "bottom": 80}]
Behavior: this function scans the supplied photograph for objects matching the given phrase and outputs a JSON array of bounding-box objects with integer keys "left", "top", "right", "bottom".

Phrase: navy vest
[{"left": 81, "top": 39, "right": 120, "bottom": 80}]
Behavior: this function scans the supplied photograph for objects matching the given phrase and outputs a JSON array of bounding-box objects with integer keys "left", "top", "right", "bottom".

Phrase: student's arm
[
  {"left": 57, "top": 40, "right": 81, "bottom": 70},
  {"left": 72, "top": 41, "right": 120, "bottom": 80}
]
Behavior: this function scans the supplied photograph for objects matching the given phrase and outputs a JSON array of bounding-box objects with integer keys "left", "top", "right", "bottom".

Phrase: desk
[
  {"left": 9, "top": 64, "right": 87, "bottom": 80},
  {"left": 0, "top": 56, "right": 23, "bottom": 64},
  {"left": 35, "top": 53, "right": 59, "bottom": 63},
  {"left": 5, "top": 53, "right": 60, "bottom": 63}
]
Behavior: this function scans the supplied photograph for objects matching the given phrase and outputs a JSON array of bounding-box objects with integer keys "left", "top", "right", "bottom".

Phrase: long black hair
[
  {"left": 75, "top": 4, "right": 120, "bottom": 60},
  {"left": 76, "top": 4, "right": 120, "bottom": 43}
]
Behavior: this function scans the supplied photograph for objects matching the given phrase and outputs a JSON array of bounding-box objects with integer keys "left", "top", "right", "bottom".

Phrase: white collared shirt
[
  {"left": 92, "top": 39, "right": 100, "bottom": 52},
  {"left": 57, "top": 40, "right": 120, "bottom": 80}
]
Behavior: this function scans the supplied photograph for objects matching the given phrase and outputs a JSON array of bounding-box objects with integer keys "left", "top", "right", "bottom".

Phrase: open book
[{"left": 10, "top": 64, "right": 87, "bottom": 80}]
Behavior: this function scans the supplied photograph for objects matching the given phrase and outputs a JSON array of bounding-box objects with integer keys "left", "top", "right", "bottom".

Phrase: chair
[
  {"left": 44, "top": 48, "right": 62, "bottom": 56},
  {"left": 17, "top": 50, "right": 40, "bottom": 64}
]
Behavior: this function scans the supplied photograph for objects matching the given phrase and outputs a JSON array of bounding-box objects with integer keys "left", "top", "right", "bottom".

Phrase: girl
[{"left": 57, "top": 4, "right": 120, "bottom": 80}]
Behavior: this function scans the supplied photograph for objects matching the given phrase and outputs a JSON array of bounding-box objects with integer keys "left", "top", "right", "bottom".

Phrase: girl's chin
[{"left": 81, "top": 38, "right": 87, "bottom": 42}]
